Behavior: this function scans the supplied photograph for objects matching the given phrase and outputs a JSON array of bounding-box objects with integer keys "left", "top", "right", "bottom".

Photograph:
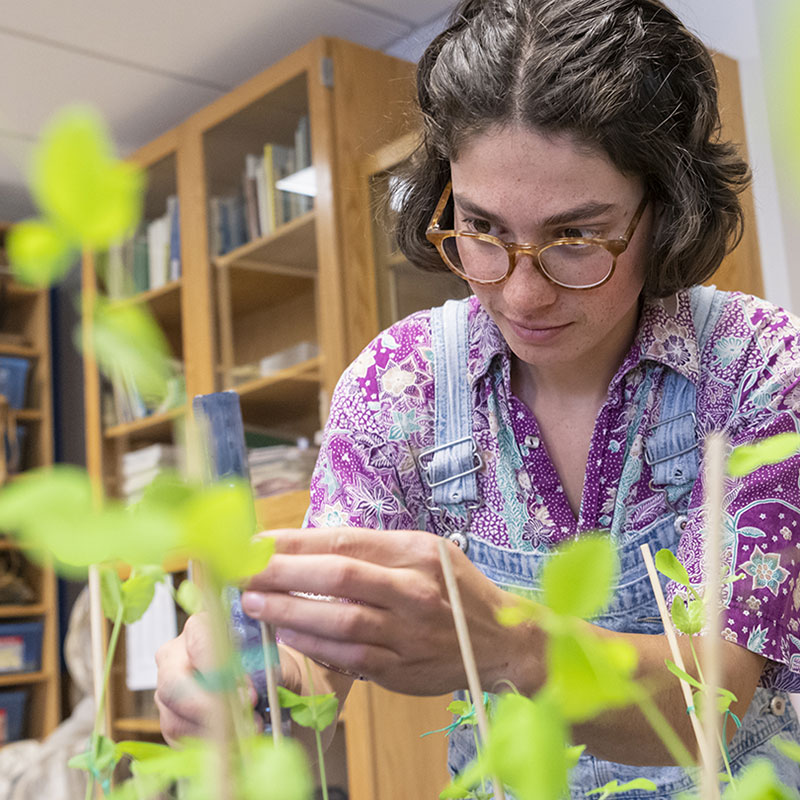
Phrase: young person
[{"left": 156, "top": 1, "right": 800, "bottom": 794}]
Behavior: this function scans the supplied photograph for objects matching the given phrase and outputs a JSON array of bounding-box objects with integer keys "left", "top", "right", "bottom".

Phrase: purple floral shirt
[{"left": 306, "top": 291, "right": 800, "bottom": 690}]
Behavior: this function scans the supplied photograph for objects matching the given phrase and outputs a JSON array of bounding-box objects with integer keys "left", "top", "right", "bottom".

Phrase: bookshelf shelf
[
  {"left": 113, "top": 717, "right": 162, "bottom": 735},
  {"left": 0, "top": 603, "right": 47, "bottom": 618},
  {"left": 14, "top": 409, "right": 43, "bottom": 422},
  {"left": 214, "top": 210, "right": 316, "bottom": 275},
  {"left": 235, "top": 357, "right": 322, "bottom": 436},
  {"left": 0, "top": 670, "right": 50, "bottom": 688},
  {"left": 103, "top": 405, "right": 184, "bottom": 442},
  {"left": 0, "top": 344, "right": 39, "bottom": 359}
]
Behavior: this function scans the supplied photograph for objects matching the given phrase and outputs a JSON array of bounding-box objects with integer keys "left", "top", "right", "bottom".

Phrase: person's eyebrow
[{"left": 453, "top": 193, "right": 619, "bottom": 229}]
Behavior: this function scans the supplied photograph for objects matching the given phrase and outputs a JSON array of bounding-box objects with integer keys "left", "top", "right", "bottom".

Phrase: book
[
  {"left": 243, "top": 155, "right": 262, "bottom": 241},
  {"left": 260, "top": 147, "right": 277, "bottom": 235},
  {"left": 147, "top": 214, "right": 170, "bottom": 290},
  {"left": 167, "top": 195, "right": 181, "bottom": 281}
]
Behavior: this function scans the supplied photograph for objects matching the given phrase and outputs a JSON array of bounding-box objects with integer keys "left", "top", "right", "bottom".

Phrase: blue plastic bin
[
  {"left": 0, "top": 689, "right": 27, "bottom": 744},
  {"left": 0, "top": 621, "right": 43, "bottom": 673},
  {"left": 0, "top": 357, "right": 30, "bottom": 409}
]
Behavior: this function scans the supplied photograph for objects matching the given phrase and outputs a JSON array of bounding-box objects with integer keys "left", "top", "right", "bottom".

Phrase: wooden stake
[
  {"left": 437, "top": 537, "right": 506, "bottom": 800},
  {"left": 259, "top": 620, "right": 283, "bottom": 744},
  {"left": 640, "top": 544, "right": 712, "bottom": 767},
  {"left": 700, "top": 432, "right": 726, "bottom": 800}
]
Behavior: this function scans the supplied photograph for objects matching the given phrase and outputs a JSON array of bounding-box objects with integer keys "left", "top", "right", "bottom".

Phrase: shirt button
[
  {"left": 770, "top": 696, "right": 786, "bottom": 716},
  {"left": 524, "top": 435, "right": 540, "bottom": 449}
]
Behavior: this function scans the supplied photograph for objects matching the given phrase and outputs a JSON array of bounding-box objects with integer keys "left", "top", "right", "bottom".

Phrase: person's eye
[
  {"left": 462, "top": 217, "right": 496, "bottom": 236},
  {"left": 559, "top": 226, "right": 599, "bottom": 240}
]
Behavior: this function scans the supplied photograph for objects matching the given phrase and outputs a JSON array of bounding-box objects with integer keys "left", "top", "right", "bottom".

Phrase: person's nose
[{"left": 503, "top": 251, "right": 559, "bottom": 309}]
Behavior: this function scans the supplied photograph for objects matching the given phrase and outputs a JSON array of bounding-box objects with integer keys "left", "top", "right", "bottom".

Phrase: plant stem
[
  {"left": 304, "top": 656, "right": 329, "bottom": 800},
  {"left": 94, "top": 601, "right": 125, "bottom": 734}
]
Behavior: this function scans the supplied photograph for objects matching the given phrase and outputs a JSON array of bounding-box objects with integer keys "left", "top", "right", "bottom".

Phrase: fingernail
[{"left": 241, "top": 591, "right": 265, "bottom": 616}]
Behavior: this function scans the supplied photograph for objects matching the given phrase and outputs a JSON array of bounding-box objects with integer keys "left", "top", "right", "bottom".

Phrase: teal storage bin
[
  {"left": 0, "top": 357, "right": 30, "bottom": 409},
  {"left": 0, "top": 689, "right": 27, "bottom": 744},
  {"left": 0, "top": 620, "right": 43, "bottom": 673}
]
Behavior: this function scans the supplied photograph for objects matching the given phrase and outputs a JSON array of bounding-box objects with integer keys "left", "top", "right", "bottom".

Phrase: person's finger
[
  {"left": 258, "top": 527, "right": 444, "bottom": 570},
  {"left": 245, "top": 552, "right": 419, "bottom": 607},
  {"left": 241, "top": 588, "right": 395, "bottom": 647}
]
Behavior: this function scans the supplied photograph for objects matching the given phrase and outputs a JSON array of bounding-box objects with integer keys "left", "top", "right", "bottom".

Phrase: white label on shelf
[{"left": 0, "top": 635, "right": 24, "bottom": 672}]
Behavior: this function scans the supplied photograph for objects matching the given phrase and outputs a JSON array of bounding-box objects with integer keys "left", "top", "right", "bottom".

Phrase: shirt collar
[
  {"left": 627, "top": 289, "right": 700, "bottom": 384},
  {"left": 466, "top": 289, "right": 700, "bottom": 389}
]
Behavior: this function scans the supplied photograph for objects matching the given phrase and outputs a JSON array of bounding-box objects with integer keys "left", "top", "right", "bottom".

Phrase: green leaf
[
  {"left": 727, "top": 433, "right": 800, "bottom": 478},
  {"left": 486, "top": 693, "right": 569, "bottom": 800},
  {"left": 496, "top": 596, "right": 541, "bottom": 627},
  {"left": 670, "top": 595, "right": 704, "bottom": 635},
  {"left": 176, "top": 578, "right": 204, "bottom": 615},
  {"left": 87, "top": 296, "right": 172, "bottom": 405},
  {"left": 276, "top": 685, "right": 339, "bottom": 731},
  {"left": 6, "top": 219, "right": 75, "bottom": 287},
  {"left": 0, "top": 466, "right": 181, "bottom": 577},
  {"left": 114, "top": 740, "right": 172, "bottom": 762},
  {"left": 180, "top": 481, "right": 274, "bottom": 584},
  {"left": 67, "top": 751, "right": 93, "bottom": 772},
  {"left": 92, "top": 733, "right": 119, "bottom": 774},
  {"left": 665, "top": 660, "right": 703, "bottom": 691},
  {"left": 546, "top": 626, "right": 639, "bottom": 722},
  {"left": 720, "top": 758, "right": 796, "bottom": 799},
  {"left": 541, "top": 535, "right": 617, "bottom": 619},
  {"left": 773, "top": 736, "right": 800, "bottom": 763},
  {"left": 240, "top": 737, "right": 314, "bottom": 800},
  {"left": 121, "top": 566, "right": 164, "bottom": 624},
  {"left": 31, "top": 106, "right": 144, "bottom": 249},
  {"left": 655, "top": 549, "right": 691, "bottom": 588},
  {"left": 99, "top": 566, "right": 123, "bottom": 621}
]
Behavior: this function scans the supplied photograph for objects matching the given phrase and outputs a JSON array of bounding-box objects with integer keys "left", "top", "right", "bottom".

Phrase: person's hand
[
  {"left": 240, "top": 528, "right": 542, "bottom": 696},
  {"left": 155, "top": 612, "right": 268, "bottom": 745}
]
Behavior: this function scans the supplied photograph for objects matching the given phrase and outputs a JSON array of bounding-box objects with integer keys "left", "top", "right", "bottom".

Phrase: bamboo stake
[
  {"left": 700, "top": 432, "right": 726, "bottom": 800},
  {"left": 259, "top": 620, "right": 283, "bottom": 744},
  {"left": 640, "top": 544, "right": 712, "bottom": 768},
  {"left": 437, "top": 537, "right": 506, "bottom": 800}
]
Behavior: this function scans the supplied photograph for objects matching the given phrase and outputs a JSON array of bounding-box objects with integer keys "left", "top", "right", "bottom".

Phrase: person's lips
[{"left": 506, "top": 318, "right": 572, "bottom": 343}]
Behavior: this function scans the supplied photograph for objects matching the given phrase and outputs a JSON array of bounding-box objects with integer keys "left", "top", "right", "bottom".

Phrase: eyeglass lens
[{"left": 442, "top": 235, "right": 614, "bottom": 288}]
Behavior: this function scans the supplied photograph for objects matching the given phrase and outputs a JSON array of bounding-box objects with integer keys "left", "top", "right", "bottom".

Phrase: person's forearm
[{"left": 490, "top": 620, "right": 763, "bottom": 767}]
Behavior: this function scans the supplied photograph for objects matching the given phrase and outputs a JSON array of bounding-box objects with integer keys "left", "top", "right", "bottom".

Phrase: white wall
[{"left": 387, "top": 1, "right": 798, "bottom": 312}]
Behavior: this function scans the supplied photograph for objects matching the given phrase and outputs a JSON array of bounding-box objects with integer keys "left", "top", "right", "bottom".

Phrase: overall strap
[
  {"left": 645, "top": 285, "right": 727, "bottom": 496},
  {"left": 420, "top": 299, "right": 481, "bottom": 550}
]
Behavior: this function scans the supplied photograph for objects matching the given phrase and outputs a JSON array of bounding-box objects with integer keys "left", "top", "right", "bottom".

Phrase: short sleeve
[
  {"left": 670, "top": 295, "right": 800, "bottom": 690},
  {"left": 304, "top": 311, "right": 436, "bottom": 533}
]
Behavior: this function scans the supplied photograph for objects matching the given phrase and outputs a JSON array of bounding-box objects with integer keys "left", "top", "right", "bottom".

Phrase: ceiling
[{"left": 0, "top": 0, "right": 452, "bottom": 221}]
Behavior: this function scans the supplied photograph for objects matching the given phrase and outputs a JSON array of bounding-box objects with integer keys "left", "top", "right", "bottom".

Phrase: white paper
[{"left": 125, "top": 577, "right": 178, "bottom": 691}]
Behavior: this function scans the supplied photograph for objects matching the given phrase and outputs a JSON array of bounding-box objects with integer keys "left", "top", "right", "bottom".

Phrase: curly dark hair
[{"left": 393, "top": 0, "right": 751, "bottom": 297}]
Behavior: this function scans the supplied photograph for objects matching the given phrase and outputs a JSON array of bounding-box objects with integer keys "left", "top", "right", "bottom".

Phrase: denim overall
[{"left": 423, "top": 291, "right": 800, "bottom": 798}]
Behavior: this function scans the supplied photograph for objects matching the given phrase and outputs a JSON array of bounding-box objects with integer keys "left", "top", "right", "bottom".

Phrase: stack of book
[
  {"left": 248, "top": 443, "right": 318, "bottom": 499},
  {"left": 121, "top": 443, "right": 181, "bottom": 504},
  {"left": 105, "top": 195, "right": 181, "bottom": 299},
  {"left": 105, "top": 359, "right": 186, "bottom": 427},
  {"left": 208, "top": 115, "right": 314, "bottom": 258}
]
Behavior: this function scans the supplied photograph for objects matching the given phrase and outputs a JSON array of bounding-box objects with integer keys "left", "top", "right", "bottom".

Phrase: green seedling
[{"left": 277, "top": 658, "right": 340, "bottom": 800}]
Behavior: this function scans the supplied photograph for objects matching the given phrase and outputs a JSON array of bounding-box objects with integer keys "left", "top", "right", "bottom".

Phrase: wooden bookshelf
[
  {"left": 80, "top": 37, "right": 451, "bottom": 799},
  {"left": 0, "top": 223, "right": 61, "bottom": 745}
]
